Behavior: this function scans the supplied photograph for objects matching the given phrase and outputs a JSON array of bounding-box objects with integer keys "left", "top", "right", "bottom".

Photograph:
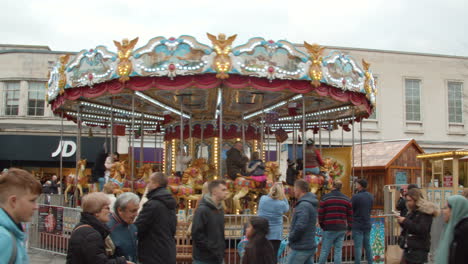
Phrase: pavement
[{"left": 28, "top": 249, "right": 66, "bottom": 264}]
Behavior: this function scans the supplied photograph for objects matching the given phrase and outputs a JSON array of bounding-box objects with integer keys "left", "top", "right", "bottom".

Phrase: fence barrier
[{"left": 28, "top": 202, "right": 441, "bottom": 263}]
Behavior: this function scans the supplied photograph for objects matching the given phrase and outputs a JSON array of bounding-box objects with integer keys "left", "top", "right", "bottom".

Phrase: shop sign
[{"left": 51, "top": 140, "right": 77, "bottom": 158}]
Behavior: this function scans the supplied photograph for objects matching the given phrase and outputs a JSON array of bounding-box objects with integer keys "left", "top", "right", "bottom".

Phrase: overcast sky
[{"left": 2, "top": 0, "right": 468, "bottom": 56}]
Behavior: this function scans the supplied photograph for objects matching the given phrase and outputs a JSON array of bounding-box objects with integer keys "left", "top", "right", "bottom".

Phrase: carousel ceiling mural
[{"left": 46, "top": 33, "right": 377, "bottom": 136}]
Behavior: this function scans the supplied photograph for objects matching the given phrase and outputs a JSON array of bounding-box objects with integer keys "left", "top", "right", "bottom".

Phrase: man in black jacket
[
  {"left": 135, "top": 172, "right": 177, "bottom": 264},
  {"left": 192, "top": 180, "right": 229, "bottom": 264},
  {"left": 226, "top": 142, "right": 249, "bottom": 180},
  {"left": 351, "top": 179, "right": 374, "bottom": 264}
]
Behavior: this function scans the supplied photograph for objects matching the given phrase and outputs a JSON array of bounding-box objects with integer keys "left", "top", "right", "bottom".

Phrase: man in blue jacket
[
  {"left": 107, "top": 192, "right": 140, "bottom": 262},
  {"left": 288, "top": 179, "right": 318, "bottom": 264},
  {"left": 0, "top": 168, "right": 42, "bottom": 264},
  {"left": 351, "top": 179, "right": 374, "bottom": 264}
]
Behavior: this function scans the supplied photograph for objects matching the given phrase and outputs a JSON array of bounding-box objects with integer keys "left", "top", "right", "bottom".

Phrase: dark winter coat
[
  {"left": 286, "top": 166, "right": 297, "bottom": 186},
  {"left": 449, "top": 217, "right": 468, "bottom": 264},
  {"left": 92, "top": 150, "right": 107, "bottom": 183},
  {"left": 135, "top": 187, "right": 177, "bottom": 264},
  {"left": 288, "top": 192, "right": 318, "bottom": 250},
  {"left": 246, "top": 159, "right": 265, "bottom": 176},
  {"left": 226, "top": 147, "right": 248, "bottom": 180},
  {"left": 192, "top": 194, "right": 225, "bottom": 263},
  {"left": 399, "top": 200, "right": 439, "bottom": 263},
  {"left": 351, "top": 189, "right": 374, "bottom": 231},
  {"left": 66, "top": 213, "right": 127, "bottom": 264},
  {"left": 397, "top": 196, "right": 408, "bottom": 217},
  {"left": 50, "top": 180, "right": 59, "bottom": 194},
  {"left": 242, "top": 238, "right": 276, "bottom": 264}
]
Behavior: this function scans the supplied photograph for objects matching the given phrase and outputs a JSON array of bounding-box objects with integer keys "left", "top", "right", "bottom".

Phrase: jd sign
[{"left": 51, "top": 140, "right": 77, "bottom": 158}]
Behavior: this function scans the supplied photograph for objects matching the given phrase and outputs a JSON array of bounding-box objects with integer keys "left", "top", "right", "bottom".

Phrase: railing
[
  {"left": 38, "top": 194, "right": 67, "bottom": 207},
  {"left": 29, "top": 201, "right": 445, "bottom": 264}
]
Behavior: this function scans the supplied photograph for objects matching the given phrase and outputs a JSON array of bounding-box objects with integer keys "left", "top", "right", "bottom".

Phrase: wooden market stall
[
  {"left": 417, "top": 150, "right": 468, "bottom": 207},
  {"left": 353, "top": 139, "right": 424, "bottom": 208}
]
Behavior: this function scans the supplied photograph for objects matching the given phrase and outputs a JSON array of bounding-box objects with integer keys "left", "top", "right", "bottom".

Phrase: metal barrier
[
  {"left": 38, "top": 194, "right": 67, "bottom": 207},
  {"left": 30, "top": 203, "right": 438, "bottom": 264},
  {"left": 28, "top": 203, "right": 81, "bottom": 255}
]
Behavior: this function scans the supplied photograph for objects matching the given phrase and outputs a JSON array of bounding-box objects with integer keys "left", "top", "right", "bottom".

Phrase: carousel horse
[
  {"left": 133, "top": 164, "right": 153, "bottom": 195},
  {"left": 168, "top": 166, "right": 203, "bottom": 198},
  {"left": 230, "top": 161, "right": 278, "bottom": 214},
  {"left": 64, "top": 159, "right": 88, "bottom": 203},
  {"left": 109, "top": 160, "right": 131, "bottom": 194},
  {"left": 302, "top": 170, "right": 333, "bottom": 199}
]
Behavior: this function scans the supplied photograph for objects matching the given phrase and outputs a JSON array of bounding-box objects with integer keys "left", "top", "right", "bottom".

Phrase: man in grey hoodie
[{"left": 287, "top": 179, "right": 318, "bottom": 264}]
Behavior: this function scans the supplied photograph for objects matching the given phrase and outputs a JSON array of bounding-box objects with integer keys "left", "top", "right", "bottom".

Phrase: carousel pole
[
  {"left": 241, "top": 114, "right": 246, "bottom": 150},
  {"left": 318, "top": 100, "right": 322, "bottom": 153},
  {"left": 266, "top": 125, "right": 270, "bottom": 162},
  {"left": 219, "top": 88, "right": 223, "bottom": 178},
  {"left": 360, "top": 118, "right": 363, "bottom": 178},
  {"left": 130, "top": 94, "right": 135, "bottom": 192},
  {"left": 74, "top": 105, "right": 82, "bottom": 207},
  {"left": 341, "top": 123, "right": 344, "bottom": 147},
  {"left": 260, "top": 97, "right": 265, "bottom": 160},
  {"left": 154, "top": 127, "right": 157, "bottom": 166},
  {"left": 351, "top": 108, "right": 356, "bottom": 193},
  {"left": 329, "top": 121, "right": 332, "bottom": 147},
  {"left": 302, "top": 96, "right": 306, "bottom": 169},
  {"left": 110, "top": 97, "right": 114, "bottom": 161},
  {"left": 180, "top": 99, "right": 184, "bottom": 157},
  {"left": 189, "top": 114, "right": 193, "bottom": 158},
  {"left": 59, "top": 111, "right": 63, "bottom": 194},
  {"left": 200, "top": 124, "right": 204, "bottom": 158},
  {"left": 140, "top": 114, "right": 144, "bottom": 168},
  {"left": 292, "top": 116, "right": 297, "bottom": 162}
]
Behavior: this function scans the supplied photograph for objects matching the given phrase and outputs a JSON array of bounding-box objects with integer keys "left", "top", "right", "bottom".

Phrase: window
[
  {"left": 405, "top": 79, "right": 421, "bottom": 121},
  {"left": 4, "top": 82, "right": 20, "bottom": 116},
  {"left": 368, "top": 76, "right": 378, "bottom": 119},
  {"left": 28, "top": 82, "right": 45, "bottom": 116},
  {"left": 448, "top": 82, "right": 463, "bottom": 123}
]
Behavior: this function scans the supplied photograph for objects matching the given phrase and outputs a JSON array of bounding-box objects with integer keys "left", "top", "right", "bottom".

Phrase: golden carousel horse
[
  {"left": 282, "top": 170, "right": 333, "bottom": 202},
  {"left": 64, "top": 159, "right": 88, "bottom": 203},
  {"left": 228, "top": 161, "right": 279, "bottom": 214},
  {"left": 109, "top": 160, "right": 131, "bottom": 194},
  {"left": 133, "top": 164, "right": 153, "bottom": 195}
]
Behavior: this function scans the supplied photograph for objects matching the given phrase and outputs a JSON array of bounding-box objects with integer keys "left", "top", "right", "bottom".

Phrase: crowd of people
[{"left": 1, "top": 159, "right": 468, "bottom": 263}]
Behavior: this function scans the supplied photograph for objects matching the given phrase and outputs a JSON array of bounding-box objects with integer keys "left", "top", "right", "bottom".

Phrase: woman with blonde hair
[
  {"left": 397, "top": 188, "right": 439, "bottom": 264},
  {"left": 257, "top": 182, "right": 289, "bottom": 261}
]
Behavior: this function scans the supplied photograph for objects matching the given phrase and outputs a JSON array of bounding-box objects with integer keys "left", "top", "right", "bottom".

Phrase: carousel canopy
[{"left": 46, "top": 34, "right": 377, "bottom": 137}]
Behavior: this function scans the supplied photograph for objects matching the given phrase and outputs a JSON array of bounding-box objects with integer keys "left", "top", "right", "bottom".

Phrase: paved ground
[{"left": 28, "top": 249, "right": 66, "bottom": 264}]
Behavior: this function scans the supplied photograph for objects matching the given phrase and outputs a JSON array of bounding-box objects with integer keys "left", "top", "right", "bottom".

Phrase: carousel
[{"left": 46, "top": 33, "right": 377, "bottom": 212}]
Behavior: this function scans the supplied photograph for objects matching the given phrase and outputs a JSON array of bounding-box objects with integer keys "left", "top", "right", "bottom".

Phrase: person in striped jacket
[{"left": 318, "top": 180, "right": 353, "bottom": 264}]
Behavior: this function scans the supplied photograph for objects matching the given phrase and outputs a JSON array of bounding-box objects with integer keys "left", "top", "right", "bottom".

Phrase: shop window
[
  {"left": 4, "top": 82, "right": 20, "bottom": 116},
  {"left": 28, "top": 82, "right": 45, "bottom": 116},
  {"left": 405, "top": 79, "right": 421, "bottom": 121},
  {"left": 448, "top": 82, "right": 463, "bottom": 123}
]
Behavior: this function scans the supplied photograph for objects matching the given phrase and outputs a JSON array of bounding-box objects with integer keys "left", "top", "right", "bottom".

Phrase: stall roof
[
  {"left": 417, "top": 149, "right": 468, "bottom": 160},
  {"left": 353, "top": 139, "right": 424, "bottom": 169}
]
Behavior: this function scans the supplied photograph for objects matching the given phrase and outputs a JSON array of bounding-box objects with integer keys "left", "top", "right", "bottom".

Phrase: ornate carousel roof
[{"left": 46, "top": 34, "right": 377, "bottom": 133}]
